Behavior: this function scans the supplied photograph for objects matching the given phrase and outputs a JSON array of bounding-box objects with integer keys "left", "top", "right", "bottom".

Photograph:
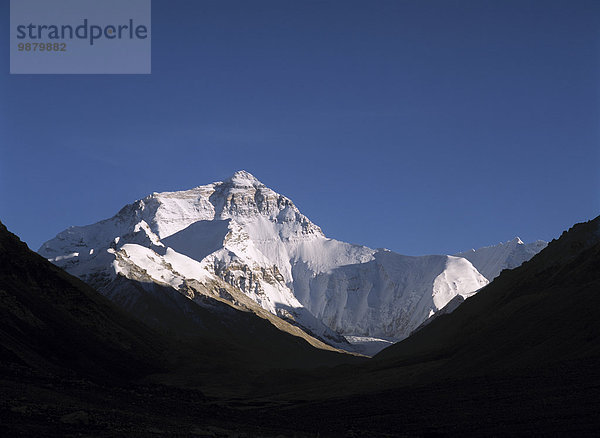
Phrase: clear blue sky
[{"left": 1, "top": 0, "right": 599, "bottom": 255}]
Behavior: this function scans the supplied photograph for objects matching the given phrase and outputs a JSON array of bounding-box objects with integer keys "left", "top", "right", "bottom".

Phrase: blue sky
[{"left": 1, "top": 0, "right": 599, "bottom": 255}]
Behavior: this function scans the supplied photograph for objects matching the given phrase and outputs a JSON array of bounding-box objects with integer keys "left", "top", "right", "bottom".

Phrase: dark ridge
[{"left": 0, "top": 221, "right": 164, "bottom": 382}]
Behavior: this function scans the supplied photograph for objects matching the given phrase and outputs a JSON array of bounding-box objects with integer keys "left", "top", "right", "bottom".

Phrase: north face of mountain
[{"left": 39, "top": 171, "right": 491, "bottom": 347}]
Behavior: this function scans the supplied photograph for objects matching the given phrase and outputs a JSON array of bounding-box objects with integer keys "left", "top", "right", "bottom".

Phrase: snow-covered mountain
[
  {"left": 456, "top": 237, "right": 547, "bottom": 281},
  {"left": 40, "top": 171, "right": 495, "bottom": 350},
  {"left": 405, "top": 237, "right": 548, "bottom": 339}
]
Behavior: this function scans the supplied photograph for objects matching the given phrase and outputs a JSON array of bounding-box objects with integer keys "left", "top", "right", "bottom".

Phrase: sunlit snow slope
[{"left": 456, "top": 238, "right": 547, "bottom": 280}]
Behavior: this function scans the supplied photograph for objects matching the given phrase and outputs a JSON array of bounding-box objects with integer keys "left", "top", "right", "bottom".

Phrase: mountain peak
[
  {"left": 511, "top": 237, "right": 524, "bottom": 245},
  {"left": 224, "top": 170, "right": 262, "bottom": 187}
]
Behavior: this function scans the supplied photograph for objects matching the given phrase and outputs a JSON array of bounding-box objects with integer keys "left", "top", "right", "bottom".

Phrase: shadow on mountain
[{"left": 161, "top": 219, "right": 231, "bottom": 261}]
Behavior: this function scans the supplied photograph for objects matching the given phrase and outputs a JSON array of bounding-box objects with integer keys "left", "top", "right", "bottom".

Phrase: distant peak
[
  {"left": 511, "top": 237, "right": 524, "bottom": 245},
  {"left": 224, "top": 170, "right": 262, "bottom": 186}
]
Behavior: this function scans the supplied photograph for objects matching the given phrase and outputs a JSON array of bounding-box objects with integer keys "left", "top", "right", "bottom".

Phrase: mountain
[
  {"left": 5, "top": 207, "right": 598, "bottom": 435},
  {"left": 456, "top": 236, "right": 547, "bottom": 280},
  {"left": 376, "top": 215, "right": 600, "bottom": 371},
  {"left": 39, "top": 171, "right": 489, "bottom": 349},
  {"left": 408, "top": 236, "right": 547, "bottom": 332}
]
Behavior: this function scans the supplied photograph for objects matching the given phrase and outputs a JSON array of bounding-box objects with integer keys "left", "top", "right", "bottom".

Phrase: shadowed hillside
[
  {"left": 0, "top": 222, "right": 163, "bottom": 381},
  {"left": 0, "top": 221, "right": 359, "bottom": 436},
  {"left": 238, "top": 216, "right": 600, "bottom": 436}
]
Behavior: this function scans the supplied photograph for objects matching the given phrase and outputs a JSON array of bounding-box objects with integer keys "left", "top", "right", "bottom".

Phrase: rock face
[{"left": 40, "top": 170, "right": 492, "bottom": 345}]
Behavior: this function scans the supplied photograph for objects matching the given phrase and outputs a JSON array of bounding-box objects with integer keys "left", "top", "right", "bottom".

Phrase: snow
[
  {"left": 345, "top": 336, "right": 396, "bottom": 356},
  {"left": 225, "top": 169, "right": 261, "bottom": 186},
  {"left": 162, "top": 219, "right": 232, "bottom": 262},
  {"left": 50, "top": 252, "right": 79, "bottom": 262},
  {"left": 290, "top": 251, "right": 487, "bottom": 339},
  {"left": 455, "top": 237, "right": 547, "bottom": 280},
  {"left": 38, "top": 170, "right": 543, "bottom": 349},
  {"left": 432, "top": 256, "right": 487, "bottom": 309},
  {"left": 161, "top": 247, "right": 211, "bottom": 283},
  {"left": 118, "top": 243, "right": 184, "bottom": 289}
]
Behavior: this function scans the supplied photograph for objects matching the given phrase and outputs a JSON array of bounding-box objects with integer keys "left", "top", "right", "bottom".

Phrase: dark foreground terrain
[
  {"left": 2, "top": 218, "right": 600, "bottom": 436},
  {"left": 3, "top": 357, "right": 599, "bottom": 437}
]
